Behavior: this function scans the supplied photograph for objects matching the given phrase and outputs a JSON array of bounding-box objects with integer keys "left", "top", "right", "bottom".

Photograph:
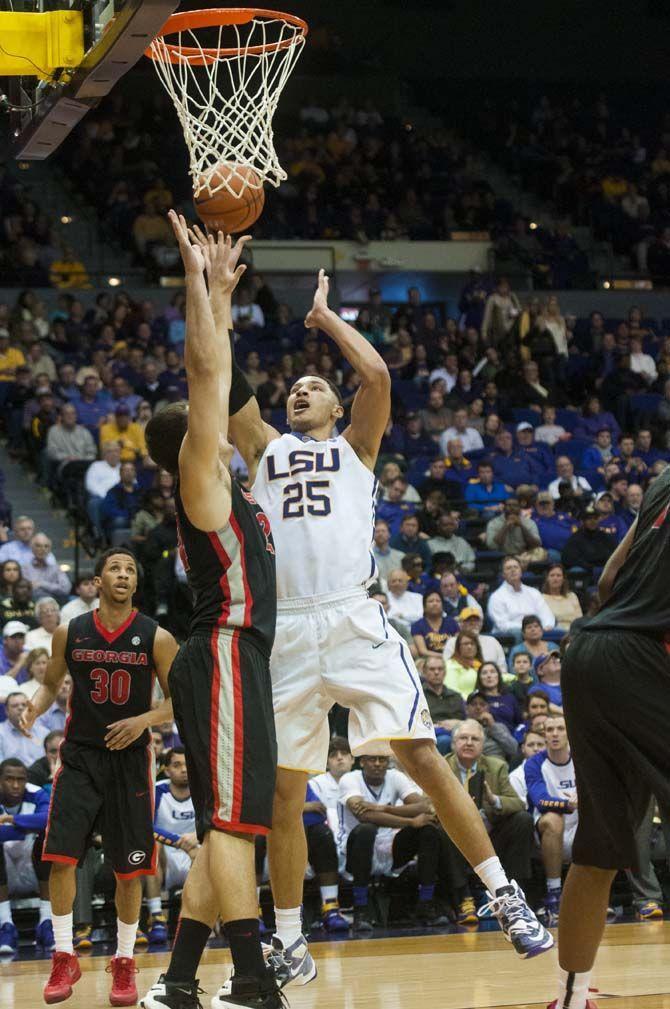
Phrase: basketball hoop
[{"left": 146, "top": 8, "right": 307, "bottom": 197}]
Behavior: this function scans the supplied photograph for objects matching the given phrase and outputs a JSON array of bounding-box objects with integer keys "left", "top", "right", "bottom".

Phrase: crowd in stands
[
  {"left": 54, "top": 90, "right": 518, "bottom": 277},
  {"left": 0, "top": 266, "right": 669, "bottom": 950},
  {"left": 475, "top": 91, "right": 670, "bottom": 283}
]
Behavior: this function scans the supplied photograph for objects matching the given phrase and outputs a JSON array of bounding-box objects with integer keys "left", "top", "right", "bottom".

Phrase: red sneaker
[
  {"left": 106, "top": 956, "right": 138, "bottom": 1006},
  {"left": 43, "top": 951, "right": 82, "bottom": 1004}
]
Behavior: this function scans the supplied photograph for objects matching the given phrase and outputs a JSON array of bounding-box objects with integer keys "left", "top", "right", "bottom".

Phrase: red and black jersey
[
  {"left": 175, "top": 478, "right": 276, "bottom": 654},
  {"left": 64, "top": 609, "right": 158, "bottom": 749}
]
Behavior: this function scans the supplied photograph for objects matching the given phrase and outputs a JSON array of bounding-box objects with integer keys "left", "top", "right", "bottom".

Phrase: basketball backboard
[{"left": 5, "top": 0, "right": 179, "bottom": 159}]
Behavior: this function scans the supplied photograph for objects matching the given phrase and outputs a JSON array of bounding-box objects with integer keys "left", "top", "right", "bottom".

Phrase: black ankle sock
[
  {"left": 165, "top": 918, "right": 211, "bottom": 982},
  {"left": 224, "top": 918, "right": 267, "bottom": 982}
]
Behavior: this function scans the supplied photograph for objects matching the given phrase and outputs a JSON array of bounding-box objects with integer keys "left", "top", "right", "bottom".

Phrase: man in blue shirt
[
  {"left": 464, "top": 461, "right": 509, "bottom": 516},
  {"left": 491, "top": 430, "right": 538, "bottom": 489},
  {"left": 390, "top": 514, "right": 433, "bottom": 567},
  {"left": 529, "top": 653, "right": 562, "bottom": 713},
  {"left": 376, "top": 477, "right": 417, "bottom": 536},
  {"left": 515, "top": 423, "right": 554, "bottom": 483},
  {"left": 594, "top": 491, "right": 628, "bottom": 542},
  {"left": 75, "top": 375, "right": 112, "bottom": 433},
  {"left": 0, "top": 757, "right": 51, "bottom": 953},
  {"left": 532, "top": 492, "right": 577, "bottom": 560}
]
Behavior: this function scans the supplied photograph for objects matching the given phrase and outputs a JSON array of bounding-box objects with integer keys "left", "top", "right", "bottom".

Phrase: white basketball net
[{"left": 148, "top": 13, "right": 306, "bottom": 196}]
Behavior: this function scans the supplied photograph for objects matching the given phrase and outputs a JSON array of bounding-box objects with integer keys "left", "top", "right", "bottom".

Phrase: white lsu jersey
[{"left": 252, "top": 433, "right": 377, "bottom": 599}]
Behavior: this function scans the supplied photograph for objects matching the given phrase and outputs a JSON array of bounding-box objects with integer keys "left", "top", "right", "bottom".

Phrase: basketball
[{"left": 193, "top": 162, "right": 265, "bottom": 234}]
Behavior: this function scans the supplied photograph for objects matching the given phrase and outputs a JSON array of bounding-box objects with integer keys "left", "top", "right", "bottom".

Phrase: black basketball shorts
[
  {"left": 562, "top": 627, "right": 670, "bottom": 871},
  {"left": 43, "top": 740, "right": 156, "bottom": 878},
  {"left": 168, "top": 629, "right": 277, "bottom": 840}
]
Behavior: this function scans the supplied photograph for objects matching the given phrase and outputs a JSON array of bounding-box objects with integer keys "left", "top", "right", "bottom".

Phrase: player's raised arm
[
  {"left": 306, "top": 269, "right": 391, "bottom": 470},
  {"left": 19, "top": 624, "right": 68, "bottom": 735},
  {"left": 169, "top": 212, "right": 235, "bottom": 531},
  {"left": 189, "top": 225, "right": 279, "bottom": 481}
]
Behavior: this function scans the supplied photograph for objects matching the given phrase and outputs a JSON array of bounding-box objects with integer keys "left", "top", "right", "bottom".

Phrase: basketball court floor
[{"left": 3, "top": 922, "right": 670, "bottom": 1008}]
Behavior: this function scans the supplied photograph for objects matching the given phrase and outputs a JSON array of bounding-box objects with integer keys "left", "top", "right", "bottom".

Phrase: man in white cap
[
  {"left": 0, "top": 622, "right": 28, "bottom": 680},
  {"left": 515, "top": 422, "right": 553, "bottom": 481},
  {"left": 594, "top": 491, "right": 627, "bottom": 542}
]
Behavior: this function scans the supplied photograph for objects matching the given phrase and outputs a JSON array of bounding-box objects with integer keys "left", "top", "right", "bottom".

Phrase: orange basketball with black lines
[{"left": 194, "top": 162, "right": 265, "bottom": 234}]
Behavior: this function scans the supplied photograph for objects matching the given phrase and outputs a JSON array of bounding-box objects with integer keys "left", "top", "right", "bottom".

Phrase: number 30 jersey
[
  {"left": 252, "top": 433, "right": 377, "bottom": 600},
  {"left": 64, "top": 609, "right": 158, "bottom": 748}
]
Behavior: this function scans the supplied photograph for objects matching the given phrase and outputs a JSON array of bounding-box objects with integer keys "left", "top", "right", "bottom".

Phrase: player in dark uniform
[
  {"left": 140, "top": 214, "right": 280, "bottom": 1009},
  {"left": 548, "top": 465, "right": 670, "bottom": 1009},
  {"left": 20, "top": 546, "right": 178, "bottom": 1006}
]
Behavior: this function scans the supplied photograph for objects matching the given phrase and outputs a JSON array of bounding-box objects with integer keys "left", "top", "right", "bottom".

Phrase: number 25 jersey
[
  {"left": 252, "top": 433, "right": 377, "bottom": 599},
  {"left": 64, "top": 609, "right": 158, "bottom": 748}
]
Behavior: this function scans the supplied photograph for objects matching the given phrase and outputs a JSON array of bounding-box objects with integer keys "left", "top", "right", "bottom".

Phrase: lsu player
[
  {"left": 145, "top": 748, "right": 198, "bottom": 944},
  {"left": 193, "top": 241, "right": 552, "bottom": 979}
]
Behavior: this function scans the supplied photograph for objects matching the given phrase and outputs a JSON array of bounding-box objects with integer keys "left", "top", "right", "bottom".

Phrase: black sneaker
[
  {"left": 353, "top": 905, "right": 374, "bottom": 933},
  {"left": 211, "top": 973, "right": 286, "bottom": 1009},
  {"left": 415, "top": 899, "right": 450, "bottom": 926},
  {"left": 140, "top": 974, "right": 204, "bottom": 1009}
]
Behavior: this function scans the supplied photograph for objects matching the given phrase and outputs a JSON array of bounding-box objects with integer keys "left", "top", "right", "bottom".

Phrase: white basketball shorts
[
  {"left": 164, "top": 846, "right": 192, "bottom": 890},
  {"left": 271, "top": 588, "right": 435, "bottom": 772}
]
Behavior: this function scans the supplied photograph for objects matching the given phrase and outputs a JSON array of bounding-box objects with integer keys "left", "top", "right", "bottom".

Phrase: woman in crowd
[
  {"left": 475, "top": 662, "right": 522, "bottom": 734},
  {"left": 0, "top": 560, "right": 22, "bottom": 600},
  {"left": 483, "top": 412, "right": 503, "bottom": 448},
  {"left": 541, "top": 563, "right": 583, "bottom": 630},
  {"left": 20, "top": 647, "right": 50, "bottom": 700},
  {"left": 411, "top": 591, "right": 458, "bottom": 659},
  {"left": 444, "top": 629, "right": 483, "bottom": 698}
]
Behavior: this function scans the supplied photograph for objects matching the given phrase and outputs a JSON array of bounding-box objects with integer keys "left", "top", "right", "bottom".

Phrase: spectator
[
  {"left": 375, "top": 477, "right": 416, "bottom": 536},
  {"left": 0, "top": 561, "right": 21, "bottom": 600},
  {"left": 39, "top": 673, "right": 72, "bottom": 733},
  {"left": 439, "top": 406, "right": 484, "bottom": 456},
  {"left": 21, "top": 534, "right": 71, "bottom": 603},
  {"left": 0, "top": 331, "right": 26, "bottom": 405},
  {"left": 385, "top": 569, "right": 423, "bottom": 630},
  {"left": 574, "top": 395, "right": 620, "bottom": 441},
  {"left": 464, "top": 461, "right": 509, "bottom": 516},
  {"left": 490, "top": 430, "right": 538, "bottom": 489},
  {"left": 390, "top": 513, "right": 432, "bottom": 567},
  {"left": 401, "top": 553, "right": 434, "bottom": 595},
  {"left": 411, "top": 592, "right": 458, "bottom": 658},
  {"left": 443, "top": 439, "right": 476, "bottom": 487},
  {"left": 232, "top": 289, "right": 265, "bottom": 330},
  {"left": 561, "top": 503, "right": 614, "bottom": 573},
  {"left": 100, "top": 460, "right": 141, "bottom": 539},
  {"left": 426, "top": 513, "right": 475, "bottom": 572},
  {"left": 515, "top": 422, "right": 554, "bottom": 478},
  {"left": 594, "top": 491, "right": 629, "bottom": 542},
  {"left": 621, "top": 483, "right": 644, "bottom": 528},
  {"left": 532, "top": 491, "right": 577, "bottom": 558},
  {"left": 338, "top": 754, "right": 448, "bottom": 930},
  {"left": 75, "top": 374, "right": 111, "bottom": 430},
  {"left": 0, "top": 516, "right": 54, "bottom": 567},
  {"left": 44, "top": 403, "right": 97, "bottom": 488},
  {"left": 541, "top": 565, "right": 583, "bottom": 631},
  {"left": 487, "top": 556, "right": 556, "bottom": 636},
  {"left": 444, "top": 608, "right": 508, "bottom": 670},
  {"left": 420, "top": 655, "right": 466, "bottom": 747},
  {"left": 529, "top": 652, "right": 563, "bottom": 715},
  {"left": 24, "top": 598, "right": 60, "bottom": 654},
  {"left": 19, "top": 648, "right": 49, "bottom": 700},
  {"left": 444, "top": 630, "right": 482, "bottom": 698},
  {"left": 439, "top": 572, "right": 481, "bottom": 621},
  {"left": 525, "top": 715, "right": 577, "bottom": 923},
  {"left": 420, "top": 387, "right": 452, "bottom": 438},
  {"left": 0, "top": 579, "right": 36, "bottom": 630},
  {"left": 581, "top": 428, "right": 615, "bottom": 472},
  {"left": 485, "top": 498, "right": 546, "bottom": 566},
  {"left": 59, "top": 573, "right": 99, "bottom": 623},
  {"left": 508, "top": 616, "right": 551, "bottom": 668},
  {"left": 515, "top": 691, "right": 551, "bottom": 743},
  {"left": 481, "top": 277, "right": 521, "bottom": 346},
  {"left": 548, "top": 456, "right": 592, "bottom": 501},
  {"left": 508, "top": 651, "right": 536, "bottom": 708},
  {"left": 475, "top": 662, "right": 522, "bottom": 734},
  {"left": 534, "top": 405, "right": 568, "bottom": 447},
  {"left": 629, "top": 336, "right": 657, "bottom": 385},
  {"left": 463, "top": 693, "right": 519, "bottom": 763},
  {"left": 27, "top": 730, "right": 64, "bottom": 788},
  {"left": 99, "top": 405, "right": 147, "bottom": 463},
  {"left": 0, "top": 757, "right": 51, "bottom": 954},
  {"left": 0, "top": 692, "right": 47, "bottom": 763},
  {"left": 508, "top": 730, "right": 546, "bottom": 806},
  {"left": 85, "top": 441, "right": 122, "bottom": 532},
  {"left": 0, "top": 621, "right": 28, "bottom": 680},
  {"left": 442, "top": 719, "right": 531, "bottom": 925}
]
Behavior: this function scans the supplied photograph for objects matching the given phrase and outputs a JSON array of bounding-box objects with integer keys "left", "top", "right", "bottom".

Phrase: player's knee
[
  {"left": 391, "top": 738, "right": 438, "bottom": 780},
  {"left": 539, "top": 813, "right": 565, "bottom": 836},
  {"left": 272, "top": 769, "right": 309, "bottom": 822}
]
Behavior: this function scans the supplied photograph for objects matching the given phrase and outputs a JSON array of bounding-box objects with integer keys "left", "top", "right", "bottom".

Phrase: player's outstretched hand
[
  {"left": 18, "top": 699, "right": 38, "bottom": 738},
  {"left": 304, "top": 268, "right": 330, "bottom": 329},
  {"left": 188, "top": 224, "right": 250, "bottom": 294},
  {"left": 168, "top": 209, "right": 206, "bottom": 277},
  {"left": 105, "top": 715, "right": 148, "bottom": 750}
]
